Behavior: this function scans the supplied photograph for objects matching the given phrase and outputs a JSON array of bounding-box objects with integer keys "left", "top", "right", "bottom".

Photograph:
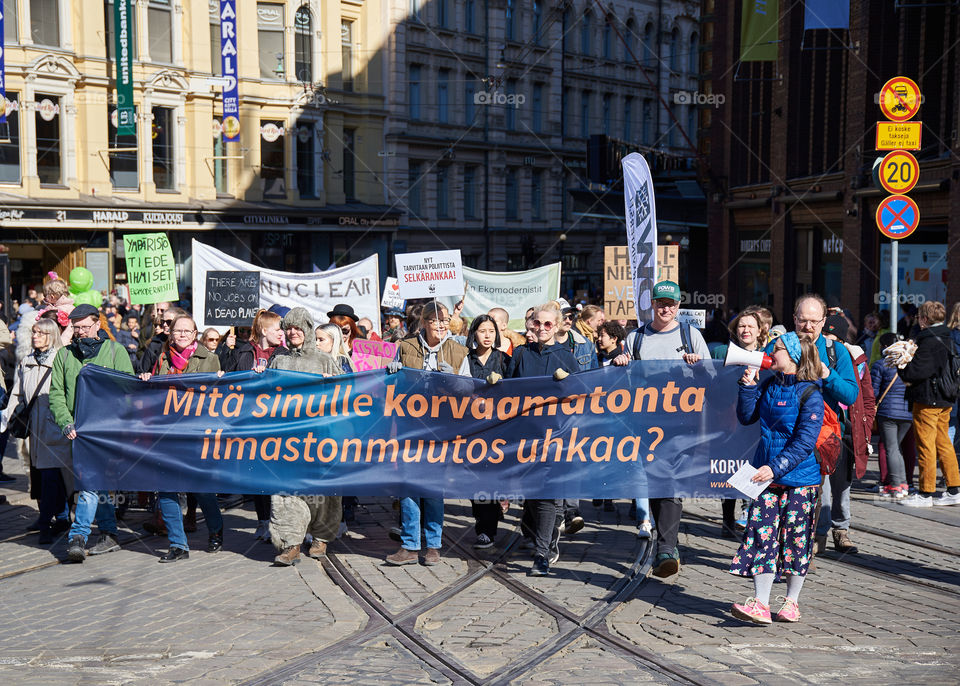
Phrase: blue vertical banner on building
[
  {"left": 803, "top": 0, "right": 850, "bottom": 31},
  {"left": 114, "top": 0, "right": 136, "bottom": 135},
  {"left": 220, "top": 0, "right": 240, "bottom": 142},
  {"left": 0, "top": 3, "right": 6, "bottom": 126}
]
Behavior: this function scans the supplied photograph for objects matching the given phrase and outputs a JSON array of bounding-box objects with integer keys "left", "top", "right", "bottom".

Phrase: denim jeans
[
  {"left": 399, "top": 497, "right": 443, "bottom": 550},
  {"left": 634, "top": 497, "right": 651, "bottom": 524},
  {"left": 651, "top": 498, "right": 682, "bottom": 556},
  {"left": 521, "top": 499, "right": 563, "bottom": 560},
  {"left": 816, "top": 450, "right": 852, "bottom": 534},
  {"left": 159, "top": 492, "right": 223, "bottom": 551},
  {"left": 68, "top": 490, "right": 117, "bottom": 543}
]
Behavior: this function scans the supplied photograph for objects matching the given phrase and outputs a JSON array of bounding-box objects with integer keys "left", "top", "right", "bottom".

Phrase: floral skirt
[{"left": 729, "top": 485, "right": 818, "bottom": 579}]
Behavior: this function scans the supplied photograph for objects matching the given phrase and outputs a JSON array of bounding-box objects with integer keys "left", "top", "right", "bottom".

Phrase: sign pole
[{"left": 891, "top": 241, "right": 898, "bottom": 324}]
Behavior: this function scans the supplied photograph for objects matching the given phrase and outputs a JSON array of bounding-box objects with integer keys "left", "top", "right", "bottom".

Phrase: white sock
[
  {"left": 786, "top": 574, "right": 805, "bottom": 601},
  {"left": 753, "top": 573, "right": 775, "bottom": 605}
]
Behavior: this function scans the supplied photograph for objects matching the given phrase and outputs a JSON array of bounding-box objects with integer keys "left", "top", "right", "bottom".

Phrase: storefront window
[
  {"left": 109, "top": 105, "right": 138, "bottom": 189},
  {"left": 0, "top": 93, "right": 21, "bottom": 184}
]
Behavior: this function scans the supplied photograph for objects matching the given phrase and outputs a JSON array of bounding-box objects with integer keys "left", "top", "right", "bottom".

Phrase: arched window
[
  {"left": 581, "top": 10, "right": 591, "bottom": 55},
  {"left": 689, "top": 32, "right": 699, "bottom": 74},
  {"left": 670, "top": 28, "right": 679, "bottom": 71},
  {"left": 603, "top": 17, "right": 613, "bottom": 59},
  {"left": 294, "top": 6, "right": 313, "bottom": 83},
  {"left": 643, "top": 22, "right": 654, "bottom": 67},
  {"left": 624, "top": 18, "right": 635, "bottom": 61}
]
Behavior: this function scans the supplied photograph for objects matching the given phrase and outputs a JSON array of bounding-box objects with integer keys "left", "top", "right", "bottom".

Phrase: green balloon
[{"left": 69, "top": 267, "right": 94, "bottom": 294}]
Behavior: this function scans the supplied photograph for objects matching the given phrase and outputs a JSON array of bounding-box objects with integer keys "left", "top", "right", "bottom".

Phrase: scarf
[
  {"left": 169, "top": 342, "right": 198, "bottom": 372},
  {"left": 34, "top": 348, "right": 53, "bottom": 366},
  {"left": 575, "top": 319, "right": 596, "bottom": 344},
  {"left": 75, "top": 337, "right": 106, "bottom": 360},
  {"left": 597, "top": 344, "right": 623, "bottom": 364}
]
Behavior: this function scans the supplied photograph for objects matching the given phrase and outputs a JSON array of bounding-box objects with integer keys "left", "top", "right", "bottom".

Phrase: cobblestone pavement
[{"left": 2, "top": 451, "right": 960, "bottom": 685}]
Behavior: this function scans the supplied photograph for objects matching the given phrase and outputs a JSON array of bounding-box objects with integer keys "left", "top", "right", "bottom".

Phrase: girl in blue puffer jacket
[{"left": 729, "top": 332, "right": 825, "bottom": 625}]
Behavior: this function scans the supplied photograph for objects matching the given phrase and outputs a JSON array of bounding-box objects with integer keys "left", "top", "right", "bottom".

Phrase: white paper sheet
[{"left": 727, "top": 463, "right": 771, "bottom": 500}]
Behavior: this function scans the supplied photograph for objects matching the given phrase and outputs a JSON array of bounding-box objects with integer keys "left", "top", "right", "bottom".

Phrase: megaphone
[{"left": 724, "top": 344, "right": 773, "bottom": 370}]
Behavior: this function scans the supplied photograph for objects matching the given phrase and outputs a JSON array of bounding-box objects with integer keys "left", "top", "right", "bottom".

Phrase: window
[
  {"left": 4, "top": 0, "right": 17, "bottom": 42},
  {"left": 437, "top": 69, "right": 449, "bottom": 123},
  {"left": 670, "top": 28, "right": 679, "bottom": 71},
  {"left": 342, "top": 128, "right": 355, "bottom": 200},
  {"left": 148, "top": 0, "right": 172, "bottom": 63},
  {"left": 624, "top": 97, "right": 633, "bottom": 141},
  {"left": 689, "top": 32, "right": 699, "bottom": 74},
  {"left": 532, "top": 83, "right": 543, "bottom": 133},
  {"left": 465, "top": 78, "right": 477, "bottom": 124},
  {"left": 624, "top": 19, "right": 635, "bottom": 61},
  {"left": 505, "top": 0, "right": 516, "bottom": 41},
  {"left": 109, "top": 105, "right": 137, "bottom": 189},
  {"left": 580, "top": 91, "right": 590, "bottom": 138},
  {"left": 603, "top": 18, "right": 613, "bottom": 59},
  {"left": 687, "top": 106, "right": 697, "bottom": 145},
  {"left": 295, "top": 7, "right": 313, "bottom": 83},
  {"left": 668, "top": 104, "right": 678, "bottom": 147},
  {"left": 561, "top": 89, "right": 569, "bottom": 137},
  {"left": 505, "top": 168, "right": 518, "bottom": 219},
  {"left": 505, "top": 79, "right": 516, "bottom": 130},
  {"left": 643, "top": 23, "right": 655, "bottom": 67},
  {"left": 31, "top": 0, "right": 59, "bottom": 47},
  {"left": 437, "top": 0, "right": 448, "bottom": 28},
  {"left": 106, "top": 0, "right": 138, "bottom": 62},
  {"left": 209, "top": 9, "right": 219, "bottom": 75},
  {"left": 0, "top": 93, "right": 20, "bottom": 183},
  {"left": 341, "top": 20, "right": 353, "bottom": 91},
  {"left": 436, "top": 166, "right": 449, "bottom": 217},
  {"left": 602, "top": 93, "right": 611, "bottom": 135},
  {"left": 151, "top": 106, "right": 174, "bottom": 190},
  {"left": 213, "top": 123, "right": 227, "bottom": 194},
  {"left": 258, "top": 3, "right": 285, "bottom": 79},
  {"left": 465, "top": 0, "right": 475, "bottom": 33},
  {"left": 533, "top": 1, "right": 542, "bottom": 44},
  {"left": 562, "top": 9, "right": 571, "bottom": 53},
  {"left": 407, "top": 162, "right": 423, "bottom": 217},
  {"left": 642, "top": 99, "right": 652, "bottom": 143},
  {"left": 410, "top": 0, "right": 419, "bottom": 20},
  {"left": 296, "top": 125, "right": 316, "bottom": 198},
  {"left": 409, "top": 65, "right": 421, "bottom": 119},
  {"left": 581, "top": 11, "right": 591, "bottom": 55},
  {"left": 463, "top": 166, "right": 477, "bottom": 218},
  {"left": 531, "top": 170, "right": 542, "bottom": 220},
  {"left": 35, "top": 95, "right": 61, "bottom": 185},
  {"left": 260, "top": 119, "right": 285, "bottom": 197}
]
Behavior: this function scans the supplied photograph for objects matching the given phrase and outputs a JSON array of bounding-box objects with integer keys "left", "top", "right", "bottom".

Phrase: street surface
[{"left": 1, "top": 452, "right": 959, "bottom": 686}]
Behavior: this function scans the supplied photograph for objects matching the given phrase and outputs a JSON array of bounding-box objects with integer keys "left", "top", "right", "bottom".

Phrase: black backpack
[
  {"left": 933, "top": 347, "right": 960, "bottom": 402},
  {"left": 631, "top": 321, "right": 693, "bottom": 360}
]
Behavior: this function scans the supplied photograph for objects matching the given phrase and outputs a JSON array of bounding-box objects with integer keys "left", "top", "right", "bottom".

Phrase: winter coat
[
  {"left": 269, "top": 345, "right": 342, "bottom": 376},
  {"left": 765, "top": 334, "right": 859, "bottom": 415},
  {"left": 844, "top": 343, "right": 876, "bottom": 480},
  {"left": 397, "top": 333, "right": 468, "bottom": 373},
  {"left": 899, "top": 323, "right": 956, "bottom": 408},
  {"left": 156, "top": 343, "right": 221, "bottom": 375},
  {"left": 231, "top": 340, "right": 287, "bottom": 372},
  {"left": 138, "top": 334, "right": 166, "bottom": 374},
  {"left": 49, "top": 338, "right": 135, "bottom": 431},
  {"left": 870, "top": 359, "right": 910, "bottom": 421},
  {"left": 737, "top": 374, "right": 824, "bottom": 488},
  {"left": 467, "top": 349, "right": 509, "bottom": 379},
  {"left": 508, "top": 342, "right": 578, "bottom": 379},
  {"left": 2, "top": 350, "right": 71, "bottom": 470}
]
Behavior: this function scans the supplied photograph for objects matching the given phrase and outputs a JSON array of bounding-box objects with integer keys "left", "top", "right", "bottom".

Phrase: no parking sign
[{"left": 875, "top": 195, "right": 920, "bottom": 240}]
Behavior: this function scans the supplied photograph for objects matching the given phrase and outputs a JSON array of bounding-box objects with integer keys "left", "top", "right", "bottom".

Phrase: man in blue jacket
[{"left": 773, "top": 295, "right": 860, "bottom": 554}]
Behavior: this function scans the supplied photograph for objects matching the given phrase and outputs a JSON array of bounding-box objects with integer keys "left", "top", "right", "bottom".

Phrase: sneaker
[
  {"left": 731, "top": 597, "right": 772, "bottom": 625},
  {"left": 549, "top": 524, "right": 561, "bottom": 565},
  {"left": 564, "top": 514, "right": 585, "bottom": 536},
  {"left": 775, "top": 596, "right": 800, "bottom": 623},
  {"left": 0, "top": 472, "right": 16, "bottom": 483},
  {"left": 529, "top": 555, "right": 549, "bottom": 577},
  {"left": 652, "top": 551, "right": 680, "bottom": 578},
  {"left": 66, "top": 535, "right": 86, "bottom": 563},
  {"left": 933, "top": 491, "right": 960, "bottom": 506},
  {"left": 423, "top": 548, "right": 441, "bottom": 566},
  {"left": 88, "top": 533, "right": 120, "bottom": 556},
  {"left": 637, "top": 520, "right": 653, "bottom": 539},
  {"left": 474, "top": 534, "right": 494, "bottom": 549},
  {"left": 880, "top": 485, "right": 901, "bottom": 498},
  {"left": 385, "top": 547, "right": 419, "bottom": 565},
  {"left": 900, "top": 493, "right": 933, "bottom": 508}
]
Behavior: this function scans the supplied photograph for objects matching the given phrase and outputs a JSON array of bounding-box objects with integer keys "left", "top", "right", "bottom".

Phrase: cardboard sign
[
  {"left": 603, "top": 246, "right": 680, "bottom": 318},
  {"left": 204, "top": 271, "right": 260, "bottom": 326},
  {"left": 395, "top": 250, "right": 464, "bottom": 299},
  {"left": 381, "top": 276, "right": 404, "bottom": 309},
  {"left": 352, "top": 338, "right": 398, "bottom": 371},
  {"left": 677, "top": 308, "right": 706, "bottom": 329},
  {"left": 124, "top": 233, "right": 179, "bottom": 305}
]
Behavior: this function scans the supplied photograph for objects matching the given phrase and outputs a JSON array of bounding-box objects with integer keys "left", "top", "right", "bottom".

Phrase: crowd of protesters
[{"left": 1, "top": 274, "right": 960, "bottom": 625}]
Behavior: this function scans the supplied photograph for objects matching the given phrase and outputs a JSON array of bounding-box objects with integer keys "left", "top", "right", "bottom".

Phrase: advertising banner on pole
[
  {"left": 191, "top": 240, "right": 381, "bottom": 331},
  {"left": 622, "top": 152, "right": 659, "bottom": 324},
  {"left": 438, "top": 263, "right": 561, "bottom": 330},
  {"left": 114, "top": 0, "right": 135, "bottom": 135},
  {"left": 74, "top": 362, "right": 750, "bottom": 499},
  {"left": 219, "top": 0, "right": 240, "bottom": 142}
]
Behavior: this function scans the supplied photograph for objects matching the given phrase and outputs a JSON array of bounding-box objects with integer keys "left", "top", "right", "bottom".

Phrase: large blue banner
[
  {"left": 74, "top": 363, "right": 757, "bottom": 499},
  {"left": 219, "top": 0, "right": 240, "bottom": 142}
]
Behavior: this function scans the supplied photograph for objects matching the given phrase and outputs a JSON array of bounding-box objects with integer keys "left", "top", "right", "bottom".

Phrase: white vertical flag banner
[{"left": 622, "top": 153, "right": 658, "bottom": 323}]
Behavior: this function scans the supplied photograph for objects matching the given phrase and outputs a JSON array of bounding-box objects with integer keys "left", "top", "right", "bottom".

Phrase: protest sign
[
  {"left": 352, "top": 338, "right": 398, "bottom": 371},
  {"left": 604, "top": 246, "right": 679, "bottom": 318},
  {"left": 124, "top": 233, "right": 178, "bottom": 305},
  {"left": 381, "top": 276, "right": 404, "bottom": 309},
  {"left": 677, "top": 309, "right": 706, "bottom": 328},
  {"left": 191, "top": 239, "right": 380, "bottom": 331},
  {"left": 75, "top": 362, "right": 749, "bottom": 499},
  {"left": 204, "top": 271, "right": 260, "bottom": 326},
  {"left": 395, "top": 250, "right": 464, "bottom": 299},
  {"left": 437, "top": 263, "right": 561, "bottom": 330}
]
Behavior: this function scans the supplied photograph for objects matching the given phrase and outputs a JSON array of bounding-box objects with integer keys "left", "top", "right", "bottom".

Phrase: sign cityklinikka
[{"left": 219, "top": 0, "right": 240, "bottom": 142}]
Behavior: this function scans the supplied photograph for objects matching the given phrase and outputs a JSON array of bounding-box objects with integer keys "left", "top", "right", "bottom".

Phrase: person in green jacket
[{"left": 48, "top": 304, "right": 135, "bottom": 563}]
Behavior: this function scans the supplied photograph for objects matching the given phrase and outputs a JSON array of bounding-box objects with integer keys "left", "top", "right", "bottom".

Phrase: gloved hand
[
  {"left": 486, "top": 371, "right": 503, "bottom": 385},
  {"left": 438, "top": 361, "right": 455, "bottom": 374},
  {"left": 386, "top": 360, "right": 403, "bottom": 374},
  {"left": 553, "top": 368, "right": 570, "bottom": 381}
]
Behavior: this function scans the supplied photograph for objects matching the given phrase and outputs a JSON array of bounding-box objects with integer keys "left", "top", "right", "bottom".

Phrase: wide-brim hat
[{"left": 327, "top": 303, "right": 359, "bottom": 321}]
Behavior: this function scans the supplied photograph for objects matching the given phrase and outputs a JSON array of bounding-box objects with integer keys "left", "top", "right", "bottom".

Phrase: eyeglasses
[
  {"left": 654, "top": 301, "right": 679, "bottom": 310},
  {"left": 172, "top": 329, "right": 196, "bottom": 337},
  {"left": 794, "top": 316, "right": 824, "bottom": 326},
  {"left": 161, "top": 319, "right": 175, "bottom": 327},
  {"left": 73, "top": 323, "right": 97, "bottom": 334},
  {"left": 532, "top": 319, "right": 555, "bottom": 329},
  {"left": 426, "top": 318, "right": 450, "bottom": 326},
  {"left": 563, "top": 313, "right": 575, "bottom": 321},
  {"left": 205, "top": 336, "right": 220, "bottom": 343}
]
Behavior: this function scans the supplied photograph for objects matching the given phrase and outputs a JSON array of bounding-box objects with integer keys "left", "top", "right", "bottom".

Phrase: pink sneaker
[
  {"left": 731, "top": 597, "right": 772, "bottom": 624},
  {"left": 775, "top": 596, "right": 800, "bottom": 622}
]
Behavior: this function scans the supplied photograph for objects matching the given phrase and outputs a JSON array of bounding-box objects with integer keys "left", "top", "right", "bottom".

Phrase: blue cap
[{"left": 268, "top": 304, "right": 291, "bottom": 318}]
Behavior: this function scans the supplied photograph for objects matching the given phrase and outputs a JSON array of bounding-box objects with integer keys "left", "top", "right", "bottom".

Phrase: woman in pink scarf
[{"left": 145, "top": 315, "right": 221, "bottom": 376}]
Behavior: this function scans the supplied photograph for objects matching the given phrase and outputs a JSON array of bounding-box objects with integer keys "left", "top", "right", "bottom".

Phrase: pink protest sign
[{"left": 352, "top": 339, "right": 398, "bottom": 371}]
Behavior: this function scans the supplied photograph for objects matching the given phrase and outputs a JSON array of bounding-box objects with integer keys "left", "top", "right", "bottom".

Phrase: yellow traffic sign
[
  {"left": 879, "top": 150, "right": 919, "bottom": 194},
  {"left": 876, "top": 121, "right": 922, "bottom": 150},
  {"left": 879, "top": 76, "right": 922, "bottom": 122}
]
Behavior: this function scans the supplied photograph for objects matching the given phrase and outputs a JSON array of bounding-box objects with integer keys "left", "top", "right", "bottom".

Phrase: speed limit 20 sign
[{"left": 879, "top": 150, "right": 919, "bottom": 194}]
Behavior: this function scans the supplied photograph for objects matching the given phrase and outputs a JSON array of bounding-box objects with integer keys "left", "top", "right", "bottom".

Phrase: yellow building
[{"left": 0, "top": 0, "right": 395, "bottom": 299}]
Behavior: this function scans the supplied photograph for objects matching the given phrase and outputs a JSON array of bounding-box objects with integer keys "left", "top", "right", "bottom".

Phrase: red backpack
[{"left": 799, "top": 385, "right": 842, "bottom": 475}]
